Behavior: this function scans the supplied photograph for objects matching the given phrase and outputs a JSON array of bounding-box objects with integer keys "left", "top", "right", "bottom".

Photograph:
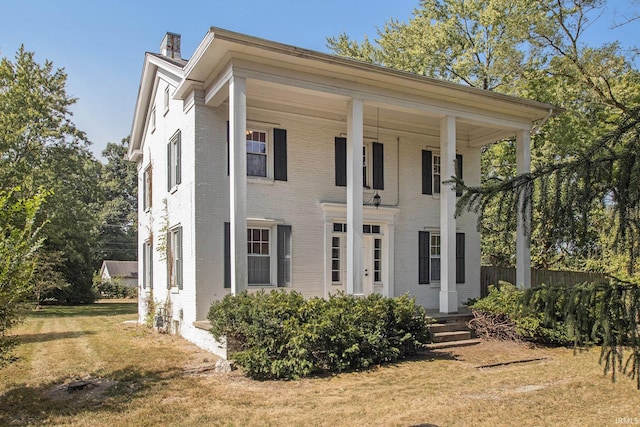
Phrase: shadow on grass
[
  {"left": 15, "top": 331, "right": 97, "bottom": 345},
  {"left": 28, "top": 303, "right": 137, "bottom": 318},
  {"left": 0, "top": 365, "right": 180, "bottom": 425}
]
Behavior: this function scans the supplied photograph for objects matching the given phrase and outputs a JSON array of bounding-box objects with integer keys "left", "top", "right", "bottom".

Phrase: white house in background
[
  {"left": 99, "top": 260, "right": 138, "bottom": 288},
  {"left": 128, "top": 28, "right": 556, "bottom": 357}
]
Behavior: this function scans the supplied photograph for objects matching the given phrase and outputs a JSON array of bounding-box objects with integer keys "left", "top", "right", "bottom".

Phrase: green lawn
[{"left": 0, "top": 301, "right": 638, "bottom": 426}]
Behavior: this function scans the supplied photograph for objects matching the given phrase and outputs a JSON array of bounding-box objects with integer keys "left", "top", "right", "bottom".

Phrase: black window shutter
[
  {"left": 373, "top": 142, "right": 384, "bottom": 190},
  {"left": 176, "top": 132, "right": 182, "bottom": 185},
  {"left": 422, "top": 150, "right": 433, "bottom": 195},
  {"left": 456, "top": 232, "right": 465, "bottom": 283},
  {"left": 149, "top": 242, "right": 153, "bottom": 290},
  {"left": 177, "top": 227, "right": 183, "bottom": 290},
  {"left": 277, "top": 224, "right": 291, "bottom": 287},
  {"left": 224, "top": 222, "right": 230, "bottom": 289},
  {"left": 167, "top": 142, "right": 172, "bottom": 191},
  {"left": 226, "top": 121, "right": 230, "bottom": 176},
  {"left": 418, "top": 231, "right": 430, "bottom": 284},
  {"left": 456, "top": 153, "right": 463, "bottom": 197},
  {"left": 335, "top": 137, "right": 347, "bottom": 187},
  {"left": 274, "top": 128, "right": 288, "bottom": 181}
]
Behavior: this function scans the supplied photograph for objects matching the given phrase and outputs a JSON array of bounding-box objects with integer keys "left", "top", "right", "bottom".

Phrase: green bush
[
  {"left": 208, "top": 290, "right": 432, "bottom": 380},
  {"left": 92, "top": 276, "right": 138, "bottom": 299}
]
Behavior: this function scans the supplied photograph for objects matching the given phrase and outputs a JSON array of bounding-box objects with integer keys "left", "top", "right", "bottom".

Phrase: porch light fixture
[{"left": 373, "top": 191, "right": 381, "bottom": 209}]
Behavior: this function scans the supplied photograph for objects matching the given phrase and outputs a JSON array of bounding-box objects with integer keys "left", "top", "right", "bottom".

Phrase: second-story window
[
  {"left": 246, "top": 130, "right": 267, "bottom": 177},
  {"left": 168, "top": 130, "right": 181, "bottom": 190}
]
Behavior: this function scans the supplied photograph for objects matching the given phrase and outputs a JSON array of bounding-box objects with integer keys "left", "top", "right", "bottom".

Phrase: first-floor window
[
  {"left": 143, "top": 240, "right": 153, "bottom": 289},
  {"left": 419, "top": 231, "right": 465, "bottom": 284},
  {"left": 248, "top": 228, "right": 270, "bottom": 284},
  {"left": 168, "top": 226, "right": 183, "bottom": 289}
]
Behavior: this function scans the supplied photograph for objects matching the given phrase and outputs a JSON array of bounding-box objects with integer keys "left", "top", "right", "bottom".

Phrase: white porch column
[
  {"left": 346, "top": 98, "right": 364, "bottom": 295},
  {"left": 516, "top": 129, "right": 532, "bottom": 289},
  {"left": 439, "top": 115, "right": 458, "bottom": 313},
  {"left": 229, "top": 76, "right": 248, "bottom": 295}
]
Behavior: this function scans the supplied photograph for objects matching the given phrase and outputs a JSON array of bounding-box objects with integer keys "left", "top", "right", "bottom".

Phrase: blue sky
[{"left": 2, "top": 0, "right": 638, "bottom": 160}]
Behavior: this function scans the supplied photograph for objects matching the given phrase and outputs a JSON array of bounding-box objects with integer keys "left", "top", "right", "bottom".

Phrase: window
[
  {"left": 335, "top": 138, "right": 384, "bottom": 189},
  {"left": 168, "top": 226, "right": 183, "bottom": 290},
  {"left": 418, "top": 231, "right": 465, "bottom": 284},
  {"left": 163, "top": 85, "right": 170, "bottom": 113},
  {"left": 150, "top": 107, "right": 156, "bottom": 133},
  {"left": 246, "top": 130, "right": 267, "bottom": 177},
  {"left": 433, "top": 155, "right": 441, "bottom": 194},
  {"left": 224, "top": 223, "right": 292, "bottom": 288},
  {"left": 143, "top": 240, "right": 153, "bottom": 290},
  {"left": 331, "top": 236, "right": 341, "bottom": 283},
  {"left": 422, "top": 151, "right": 463, "bottom": 196},
  {"left": 167, "top": 130, "right": 181, "bottom": 190},
  {"left": 143, "top": 165, "right": 152, "bottom": 211},
  {"left": 248, "top": 228, "right": 270, "bottom": 284},
  {"left": 430, "top": 234, "right": 441, "bottom": 281}
]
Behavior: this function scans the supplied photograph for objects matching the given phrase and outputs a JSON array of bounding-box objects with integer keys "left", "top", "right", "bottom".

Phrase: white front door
[{"left": 363, "top": 236, "right": 374, "bottom": 296}]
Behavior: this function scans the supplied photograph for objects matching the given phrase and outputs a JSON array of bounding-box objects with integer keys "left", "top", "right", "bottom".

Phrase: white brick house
[{"left": 128, "top": 29, "right": 555, "bottom": 356}]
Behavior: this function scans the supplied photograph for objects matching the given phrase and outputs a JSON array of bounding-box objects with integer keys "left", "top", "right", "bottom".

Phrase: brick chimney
[{"left": 160, "top": 32, "right": 181, "bottom": 59}]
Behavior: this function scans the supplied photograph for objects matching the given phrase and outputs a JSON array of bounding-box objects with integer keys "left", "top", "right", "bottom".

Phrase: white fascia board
[
  {"left": 128, "top": 54, "right": 185, "bottom": 161},
  {"left": 232, "top": 60, "right": 532, "bottom": 132}
]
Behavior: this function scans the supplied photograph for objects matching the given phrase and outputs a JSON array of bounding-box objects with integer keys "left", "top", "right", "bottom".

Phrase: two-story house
[{"left": 128, "top": 29, "right": 555, "bottom": 357}]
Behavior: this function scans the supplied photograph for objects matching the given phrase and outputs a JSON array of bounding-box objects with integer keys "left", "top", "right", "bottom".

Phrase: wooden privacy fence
[{"left": 480, "top": 266, "right": 610, "bottom": 297}]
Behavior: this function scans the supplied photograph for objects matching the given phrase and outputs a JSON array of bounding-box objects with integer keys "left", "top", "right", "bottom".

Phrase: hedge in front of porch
[{"left": 207, "top": 290, "right": 432, "bottom": 380}]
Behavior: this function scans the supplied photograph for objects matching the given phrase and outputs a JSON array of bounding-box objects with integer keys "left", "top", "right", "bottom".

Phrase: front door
[
  {"left": 363, "top": 236, "right": 374, "bottom": 295},
  {"left": 363, "top": 234, "right": 384, "bottom": 295}
]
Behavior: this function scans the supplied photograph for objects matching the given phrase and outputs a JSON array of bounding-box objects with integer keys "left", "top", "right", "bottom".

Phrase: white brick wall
[{"left": 137, "top": 82, "right": 484, "bottom": 348}]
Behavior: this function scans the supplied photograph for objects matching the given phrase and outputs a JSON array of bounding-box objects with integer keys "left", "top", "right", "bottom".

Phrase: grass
[{"left": 1, "top": 301, "right": 639, "bottom": 426}]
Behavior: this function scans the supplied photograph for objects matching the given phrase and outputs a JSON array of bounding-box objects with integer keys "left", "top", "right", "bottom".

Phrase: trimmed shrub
[{"left": 208, "top": 291, "right": 432, "bottom": 380}]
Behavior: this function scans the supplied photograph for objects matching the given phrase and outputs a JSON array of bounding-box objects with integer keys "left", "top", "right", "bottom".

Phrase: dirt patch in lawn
[{"left": 45, "top": 377, "right": 117, "bottom": 402}]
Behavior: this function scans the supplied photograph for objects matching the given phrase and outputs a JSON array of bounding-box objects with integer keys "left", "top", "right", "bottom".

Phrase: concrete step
[
  {"left": 426, "top": 338, "right": 482, "bottom": 350},
  {"left": 429, "top": 322, "right": 471, "bottom": 333},
  {"left": 433, "top": 330, "right": 472, "bottom": 343}
]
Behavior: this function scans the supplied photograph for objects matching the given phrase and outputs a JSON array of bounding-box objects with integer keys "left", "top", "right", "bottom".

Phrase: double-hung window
[
  {"left": 168, "top": 226, "right": 183, "bottom": 290},
  {"left": 248, "top": 228, "right": 270, "bottom": 285},
  {"left": 432, "top": 155, "right": 441, "bottom": 194},
  {"left": 422, "top": 151, "right": 463, "bottom": 196},
  {"left": 246, "top": 130, "right": 267, "bottom": 177},
  {"left": 419, "top": 231, "right": 465, "bottom": 284},
  {"left": 142, "top": 240, "right": 153, "bottom": 290},
  {"left": 167, "top": 130, "right": 181, "bottom": 190},
  {"left": 143, "top": 165, "right": 152, "bottom": 211}
]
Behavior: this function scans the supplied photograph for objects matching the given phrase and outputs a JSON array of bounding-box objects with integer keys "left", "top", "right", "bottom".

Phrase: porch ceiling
[{"left": 237, "top": 78, "right": 513, "bottom": 148}]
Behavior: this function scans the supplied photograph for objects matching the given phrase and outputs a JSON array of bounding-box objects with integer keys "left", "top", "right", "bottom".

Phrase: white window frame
[
  {"left": 430, "top": 233, "right": 441, "bottom": 282},
  {"left": 163, "top": 85, "right": 170, "bottom": 115},
  {"left": 247, "top": 226, "right": 273, "bottom": 286},
  {"left": 246, "top": 128, "right": 269, "bottom": 178},
  {"left": 433, "top": 154, "right": 441, "bottom": 195},
  {"left": 168, "top": 225, "right": 183, "bottom": 290},
  {"left": 143, "top": 240, "right": 153, "bottom": 290},
  {"left": 331, "top": 235, "right": 342, "bottom": 284},
  {"left": 150, "top": 106, "right": 156, "bottom": 133},
  {"left": 168, "top": 130, "right": 181, "bottom": 191},
  {"left": 143, "top": 165, "right": 152, "bottom": 212}
]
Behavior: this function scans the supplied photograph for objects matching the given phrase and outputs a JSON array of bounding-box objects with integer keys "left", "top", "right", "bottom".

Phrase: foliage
[
  {"left": 522, "top": 281, "right": 640, "bottom": 389},
  {"left": 208, "top": 291, "right": 432, "bottom": 380},
  {"left": 0, "top": 188, "right": 46, "bottom": 366},
  {"left": 0, "top": 47, "right": 103, "bottom": 304},
  {"left": 30, "top": 250, "right": 68, "bottom": 308},
  {"left": 94, "top": 138, "right": 138, "bottom": 262},
  {"left": 92, "top": 276, "right": 137, "bottom": 299},
  {"left": 470, "top": 283, "right": 573, "bottom": 345},
  {"left": 329, "top": 0, "right": 640, "bottom": 275}
]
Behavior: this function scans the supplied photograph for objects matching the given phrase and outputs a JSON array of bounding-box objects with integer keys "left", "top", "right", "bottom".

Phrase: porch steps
[{"left": 426, "top": 311, "right": 481, "bottom": 349}]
